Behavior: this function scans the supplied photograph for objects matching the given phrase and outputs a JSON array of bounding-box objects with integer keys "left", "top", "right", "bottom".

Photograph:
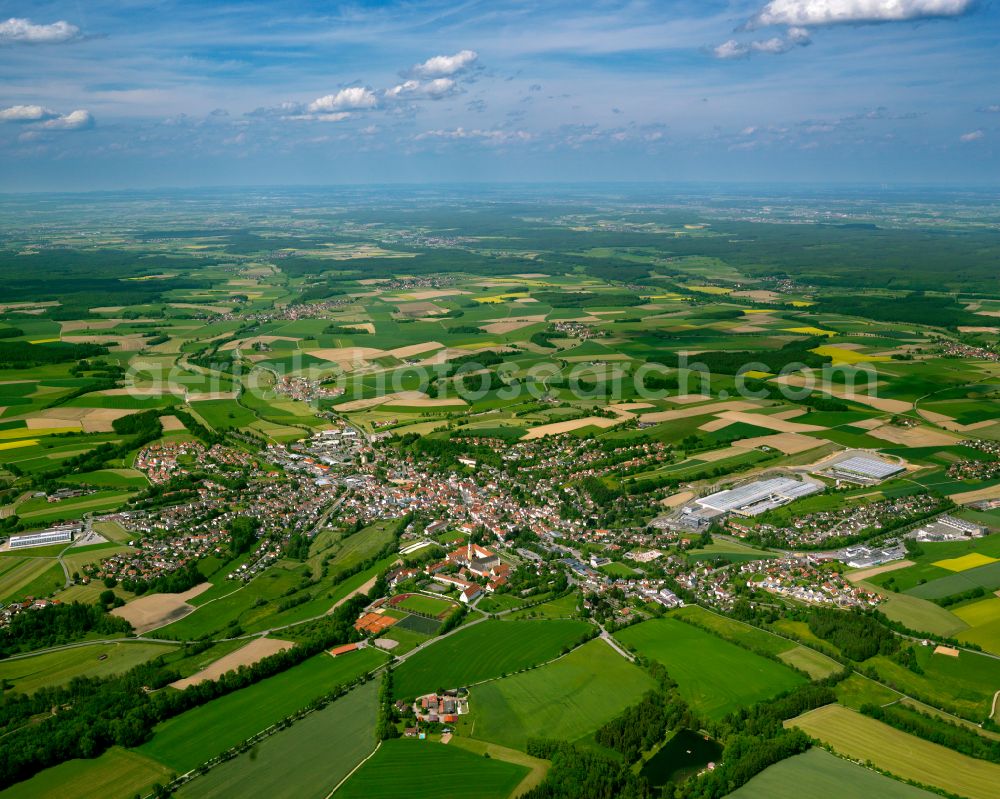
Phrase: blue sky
[{"left": 1, "top": 0, "right": 997, "bottom": 190}]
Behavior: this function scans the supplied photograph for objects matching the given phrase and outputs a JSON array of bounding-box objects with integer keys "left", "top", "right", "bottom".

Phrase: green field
[
  {"left": 335, "top": 739, "right": 529, "bottom": 799},
  {"left": 789, "top": 704, "right": 1000, "bottom": 799},
  {"left": 395, "top": 593, "right": 458, "bottom": 618},
  {"left": 673, "top": 605, "right": 796, "bottom": 657},
  {"left": 867, "top": 644, "right": 1000, "bottom": 721},
  {"left": 508, "top": 592, "right": 581, "bottom": 620},
  {"left": 906, "top": 559, "right": 1000, "bottom": 600},
  {"left": 0, "top": 747, "right": 171, "bottom": 799},
  {"left": 136, "top": 648, "right": 387, "bottom": 772},
  {"left": 834, "top": 673, "right": 902, "bottom": 710},
  {"left": 616, "top": 617, "right": 806, "bottom": 719},
  {"left": 0, "top": 641, "right": 177, "bottom": 694},
  {"left": 467, "top": 638, "right": 656, "bottom": 750},
  {"left": 177, "top": 681, "right": 379, "bottom": 799},
  {"left": 728, "top": 746, "right": 937, "bottom": 799},
  {"left": 870, "top": 589, "right": 969, "bottom": 637},
  {"left": 777, "top": 645, "right": 843, "bottom": 679},
  {"left": 393, "top": 618, "right": 594, "bottom": 699}
]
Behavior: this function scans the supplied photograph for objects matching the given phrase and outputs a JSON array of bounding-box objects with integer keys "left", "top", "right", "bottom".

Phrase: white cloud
[
  {"left": 0, "top": 17, "right": 80, "bottom": 44},
  {"left": 714, "top": 39, "right": 750, "bottom": 59},
  {"left": 41, "top": 109, "right": 94, "bottom": 130},
  {"left": 0, "top": 104, "right": 57, "bottom": 122},
  {"left": 960, "top": 129, "right": 984, "bottom": 142},
  {"left": 979, "top": 105, "right": 1000, "bottom": 113},
  {"left": 410, "top": 49, "right": 478, "bottom": 78},
  {"left": 308, "top": 87, "right": 378, "bottom": 113},
  {"left": 415, "top": 127, "right": 531, "bottom": 145},
  {"left": 714, "top": 27, "right": 811, "bottom": 58},
  {"left": 747, "top": 0, "right": 975, "bottom": 29},
  {"left": 386, "top": 78, "right": 457, "bottom": 100}
]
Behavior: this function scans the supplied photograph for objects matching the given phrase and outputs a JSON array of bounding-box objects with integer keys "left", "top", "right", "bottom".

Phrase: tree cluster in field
[
  {"left": 115, "top": 558, "right": 205, "bottom": 597},
  {"left": 807, "top": 608, "right": 899, "bottom": 661},
  {"left": 522, "top": 740, "right": 651, "bottom": 799},
  {"left": 0, "top": 340, "right": 109, "bottom": 368},
  {"left": 531, "top": 290, "right": 644, "bottom": 308},
  {"left": 0, "top": 602, "right": 132, "bottom": 658},
  {"left": 0, "top": 594, "right": 369, "bottom": 791},
  {"left": 648, "top": 336, "right": 832, "bottom": 376},
  {"left": 812, "top": 293, "right": 976, "bottom": 329},
  {"left": 594, "top": 688, "right": 694, "bottom": 762}
]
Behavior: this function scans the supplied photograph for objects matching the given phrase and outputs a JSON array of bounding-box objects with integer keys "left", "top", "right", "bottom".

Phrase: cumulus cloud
[
  {"left": 714, "top": 27, "right": 811, "bottom": 58},
  {"left": 0, "top": 104, "right": 57, "bottom": 122},
  {"left": 0, "top": 17, "right": 81, "bottom": 44},
  {"left": 308, "top": 87, "right": 378, "bottom": 113},
  {"left": 0, "top": 105, "right": 91, "bottom": 130},
  {"left": 386, "top": 78, "right": 457, "bottom": 100},
  {"left": 41, "top": 109, "right": 94, "bottom": 130},
  {"left": 960, "top": 129, "right": 984, "bottom": 142},
  {"left": 746, "top": 0, "right": 976, "bottom": 29},
  {"left": 410, "top": 49, "right": 478, "bottom": 78}
]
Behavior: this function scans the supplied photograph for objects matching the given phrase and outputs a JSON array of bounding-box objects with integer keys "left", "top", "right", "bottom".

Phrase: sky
[{"left": 1, "top": 0, "right": 998, "bottom": 191}]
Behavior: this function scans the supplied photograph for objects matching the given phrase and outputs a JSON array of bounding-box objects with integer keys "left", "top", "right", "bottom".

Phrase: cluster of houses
[
  {"left": 741, "top": 557, "right": 882, "bottom": 607},
  {"left": 0, "top": 597, "right": 59, "bottom": 628}
]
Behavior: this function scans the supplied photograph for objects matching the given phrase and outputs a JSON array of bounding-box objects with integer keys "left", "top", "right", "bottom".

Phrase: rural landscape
[
  {"left": 2, "top": 0, "right": 999, "bottom": 796},
  {"left": 0, "top": 186, "right": 997, "bottom": 799}
]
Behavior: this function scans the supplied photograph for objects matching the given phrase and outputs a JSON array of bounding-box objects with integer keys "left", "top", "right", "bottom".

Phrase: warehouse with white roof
[{"left": 696, "top": 477, "right": 822, "bottom": 517}]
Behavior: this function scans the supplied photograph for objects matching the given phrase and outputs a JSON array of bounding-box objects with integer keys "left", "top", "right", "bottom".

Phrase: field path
[{"left": 323, "top": 740, "right": 381, "bottom": 798}]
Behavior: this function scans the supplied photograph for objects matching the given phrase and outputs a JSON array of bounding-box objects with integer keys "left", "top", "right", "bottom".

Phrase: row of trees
[{"left": 861, "top": 703, "right": 1000, "bottom": 763}]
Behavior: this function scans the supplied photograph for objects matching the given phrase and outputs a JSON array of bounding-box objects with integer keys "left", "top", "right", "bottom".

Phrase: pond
[{"left": 639, "top": 728, "right": 722, "bottom": 787}]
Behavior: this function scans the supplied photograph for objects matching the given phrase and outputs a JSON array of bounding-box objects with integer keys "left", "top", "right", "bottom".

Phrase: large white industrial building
[
  {"left": 696, "top": 477, "right": 821, "bottom": 517},
  {"left": 7, "top": 525, "right": 79, "bottom": 551}
]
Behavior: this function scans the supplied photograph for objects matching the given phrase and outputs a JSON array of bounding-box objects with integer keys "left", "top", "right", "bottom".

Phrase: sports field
[
  {"left": 392, "top": 618, "right": 593, "bottom": 699},
  {"left": 136, "top": 647, "right": 386, "bottom": 772},
  {"left": 468, "top": 638, "right": 656, "bottom": 750},
  {"left": 788, "top": 704, "right": 1000, "bottom": 799},
  {"left": 0, "top": 641, "right": 177, "bottom": 694},
  {"left": 177, "top": 681, "right": 378, "bottom": 799},
  {"left": 616, "top": 617, "right": 805, "bottom": 719},
  {"left": 0, "top": 746, "right": 171, "bottom": 799},
  {"left": 335, "top": 739, "right": 529, "bottom": 799},
  {"left": 394, "top": 593, "right": 458, "bottom": 618},
  {"left": 728, "top": 747, "right": 937, "bottom": 799}
]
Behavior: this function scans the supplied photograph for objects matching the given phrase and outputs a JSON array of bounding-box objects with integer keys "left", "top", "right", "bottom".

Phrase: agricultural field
[
  {"left": 788, "top": 704, "right": 1000, "bottom": 799},
  {"left": 466, "top": 638, "right": 656, "bottom": 750},
  {"left": 728, "top": 747, "right": 938, "bottom": 799},
  {"left": 0, "top": 747, "right": 172, "bottom": 799},
  {"left": 1, "top": 190, "right": 999, "bottom": 799},
  {"left": 392, "top": 619, "right": 594, "bottom": 699},
  {"left": 136, "top": 648, "right": 386, "bottom": 772},
  {"left": 335, "top": 739, "right": 530, "bottom": 799},
  {"left": 176, "top": 681, "right": 379, "bottom": 799},
  {"left": 616, "top": 616, "right": 806, "bottom": 719},
  {"left": 0, "top": 641, "right": 177, "bottom": 694}
]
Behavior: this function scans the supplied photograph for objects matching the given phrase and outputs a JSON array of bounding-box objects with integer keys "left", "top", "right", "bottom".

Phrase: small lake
[{"left": 639, "top": 729, "right": 722, "bottom": 787}]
